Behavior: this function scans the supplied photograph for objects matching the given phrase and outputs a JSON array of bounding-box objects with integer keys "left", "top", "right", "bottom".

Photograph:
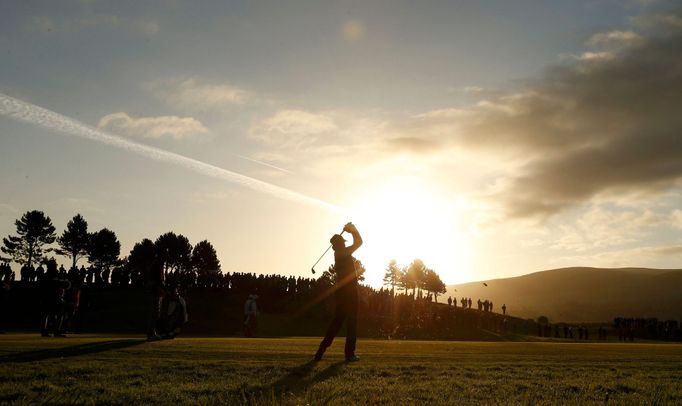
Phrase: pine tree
[
  {"left": 56, "top": 214, "right": 89, "bottom": 269},
  {"left": 382, "top": 259, "right": 401, "bottom": 296},
  {"left": 87, "top": 228, "right": 121, "bottom": 271},
  {"left": 192, "top": 240, "right": 221, "bottom": 286},
  {"left": 1, "top": 210, "right": 56, "bottom": 267}
]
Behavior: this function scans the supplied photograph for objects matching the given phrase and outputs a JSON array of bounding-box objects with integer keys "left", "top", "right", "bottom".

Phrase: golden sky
[{"left": 1, "top": 0, "right": 682, "bottom": 286}]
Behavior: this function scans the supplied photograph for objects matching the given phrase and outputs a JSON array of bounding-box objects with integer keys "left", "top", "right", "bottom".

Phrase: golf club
[{"left": 311, "top": 229, "right": 345, "bottom": 274}]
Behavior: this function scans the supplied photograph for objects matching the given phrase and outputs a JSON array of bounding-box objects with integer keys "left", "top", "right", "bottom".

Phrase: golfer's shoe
[
  {"left": 146, "top": 333, "right": 162, "bottom": 341},
  {"left": 345, "top": 355, "right": 360, "bottom": 362}
]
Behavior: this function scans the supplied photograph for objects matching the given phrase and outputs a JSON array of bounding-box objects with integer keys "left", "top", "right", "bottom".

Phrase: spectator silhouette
[
  {"left": 36, "top": 265, "right": 45, "bottom": 282},
  {"left": 0, "top": 270, "right": 10, "bottom": 333},
  {"left": 244, "top": 294, "right": 258, "bottom": 337},
  {"left": 158, "top": 286, "right": 188, "bottom": 339}
]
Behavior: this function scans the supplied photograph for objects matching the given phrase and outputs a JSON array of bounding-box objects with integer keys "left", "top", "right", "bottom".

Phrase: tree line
[
  {"left": 1, "top": 209, "right": 450, "bottom": 298},
  {"left": 1, "top": 209, "right": 221, "bottom": 286},
  {"left": 381, "top": 259, "right": 447, "bottom": 302}
]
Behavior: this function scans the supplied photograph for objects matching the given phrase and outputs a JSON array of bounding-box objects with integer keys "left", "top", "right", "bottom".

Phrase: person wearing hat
[{"left": 314, "top": 222, "right": 363, "bottom": 362}]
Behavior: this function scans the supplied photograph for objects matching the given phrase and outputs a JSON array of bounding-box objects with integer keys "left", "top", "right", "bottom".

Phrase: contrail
[
  {"left": 234, "top": 153, "right": 293, "bottom": 174},
  {"left": 0, "top": 93, "right": 343, "bottom": 213}
]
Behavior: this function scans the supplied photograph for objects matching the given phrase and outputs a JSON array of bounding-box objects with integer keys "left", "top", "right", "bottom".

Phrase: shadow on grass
[
  {"left": 239, "top": 359, "right": 347, "bottom": 400},
  {"left": 0, "top": 339, "right": 147, "bottom": 363}
]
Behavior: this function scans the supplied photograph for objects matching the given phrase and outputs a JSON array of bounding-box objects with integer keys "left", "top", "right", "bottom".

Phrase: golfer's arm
[{"left": 345, "top": 229, "right": 363, "bottom": 255}]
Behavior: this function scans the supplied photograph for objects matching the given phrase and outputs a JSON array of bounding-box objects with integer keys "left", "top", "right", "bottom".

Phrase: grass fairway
[{"left": 1, "top": 334, "right": 681, "bottom": 405}]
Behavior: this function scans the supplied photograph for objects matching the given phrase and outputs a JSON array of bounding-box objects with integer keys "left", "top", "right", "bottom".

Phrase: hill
[{"left": 446, "top": 267, "right": 682, "bottom": 323}]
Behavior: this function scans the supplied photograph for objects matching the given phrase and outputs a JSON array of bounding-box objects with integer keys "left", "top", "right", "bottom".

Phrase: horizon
[{"left": 2, "top": 1, "right": 682, "bottom": 288}]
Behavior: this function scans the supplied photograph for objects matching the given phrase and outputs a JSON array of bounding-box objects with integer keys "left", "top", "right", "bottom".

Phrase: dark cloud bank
[{"left": 412, "top": 7, "right": 682, "bottom": 219}]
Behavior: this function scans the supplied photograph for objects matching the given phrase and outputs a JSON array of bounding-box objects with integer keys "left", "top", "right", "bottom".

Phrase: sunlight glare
[{"left": 347, "top": 176, "right": 474, "bottom": 287}]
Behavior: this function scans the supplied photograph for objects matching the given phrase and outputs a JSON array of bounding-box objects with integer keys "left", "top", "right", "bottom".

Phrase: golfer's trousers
[{"left": 319, "top": 285, "right": 358, "bottom": 357}]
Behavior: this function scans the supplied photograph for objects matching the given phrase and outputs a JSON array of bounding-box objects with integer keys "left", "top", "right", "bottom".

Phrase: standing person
[
  {"left": 0, "top": 272, "right": 10, "bottom": 333},
  {"left": 146, "top": 261, "right": 165, "bottom": 341},
  {"left": 243, "top": 294, "right": 258, "bottom": 337},
  {"left": 158, "top": 286, "right": 188, "bottom": 339},
  {"left": 502, "top": 303, "right": 507, "bottom": 315},
  {"left": 314, "top": 222, "right": 363, "bottom": 362}
]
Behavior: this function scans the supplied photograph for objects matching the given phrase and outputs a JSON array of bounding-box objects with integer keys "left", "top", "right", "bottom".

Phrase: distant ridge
[{"left": 446, "top": 267, "right": 682, "bottom": 323}]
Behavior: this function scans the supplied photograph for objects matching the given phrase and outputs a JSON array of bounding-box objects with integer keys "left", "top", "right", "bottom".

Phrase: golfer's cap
[{"left": 330, "top": 234, "right": 346, "bottom": 245}]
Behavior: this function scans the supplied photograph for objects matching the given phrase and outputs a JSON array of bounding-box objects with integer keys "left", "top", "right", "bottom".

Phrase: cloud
[
  {"left": 98, "top": 112, "right": 208, "bottom": 140},
  {"left": 24, "top": 16, "right": 57, "bottom": 33},
  {"left": 551, "top": 206, "right": 667, "bottom": 252},
  {"left": 249, "top": 108, "right": 407, "bottom": 179},
  {"left": 397, "top": 9, "right": 682, "bottom": 219},
  {"left": 341, "top": 19, "right": 365, "bottom": 42},
  {"left": 385, "top": 137, "right": 442, "bottom": 154},
  {"left": 0, "top": 92, "right": 342, "bottom": 213},
  {"left": 672, "top": 210, "right": 682, "bottom": 229},
  {"left": 633, "top": 13, "right": 682, "bottom": 31},
  {"left": 586, "top": 30, "right": 643, "bottom": 50},
  {"left": 249, "top": 109, "right": 338, "bottom": 148},
  {"left": 146, "top": 77, "right": 248, "bottom": 111},
  {"left": 23, "top": 14, "right": 159, "bottom": 36},
  {"left": 134, "top": 20, "right": 160, "bottom": 36},
  {"left": 554, "top": 243, "right": 682, "bottom": 268}
]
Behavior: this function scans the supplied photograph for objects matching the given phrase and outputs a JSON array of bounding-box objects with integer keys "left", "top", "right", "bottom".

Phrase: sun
[{"left": 346, "top": 176, "right": 474, "bottom": 287}]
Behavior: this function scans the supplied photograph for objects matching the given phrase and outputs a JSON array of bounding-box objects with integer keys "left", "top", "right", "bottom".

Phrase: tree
[
  {"left": 405, "top": 259, "right": 427, "bottom": 298},
  {"left": 354, "top": 258, "right": 366, "bottom": 282},
  {"left": 398, "top": 266, "right": 411, "bottom": 295},
  {"left": 55, "top": 214, "right": 89, "bottom": 269},
  {"left": 192, "top": 240, "right": 221, "bottom": 286},
  {"left": 155, "top": 232, "right": 192, "bottom": 276},
  {"left": 1, "top": 210, "right": 56, "bottom": 267},
  {"left": 321, "top": 258, "right": 366, "bottom": 285},
  {"left": 382, "top": 259, "right": 401, "bottom": 296},
  {"left": 128, "top": 238, "right": 157, "bottom": 282},
  {"left": 424, "top": 268, "right": 447, "bottom": 303},
  {"left": 87, "top": 228, "right": 121, "bottom": 271}
]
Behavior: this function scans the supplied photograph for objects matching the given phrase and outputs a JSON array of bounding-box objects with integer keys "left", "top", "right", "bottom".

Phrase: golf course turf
[{"left": 1, "top": 334, "right": 681, "bottom": 405}]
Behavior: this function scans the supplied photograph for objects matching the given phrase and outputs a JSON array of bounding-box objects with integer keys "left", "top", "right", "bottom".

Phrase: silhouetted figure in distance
[
  {"left": 146, "top": 261, "right": 165, "bottom": 341},
  {"left": 35, "top": 264, "right": 45, "bottom": 282},
  {"left": 315, "top": 222, "right": 363, "bottom": 362},
  {"left": 0, "top": 271, "right": 10, "bottom": 333},
  {"left": 243, "top": 294, "right": 258, "bottom": 337},
  {"left": 157, "top": 286, "right": 188, "bottom": 339}
]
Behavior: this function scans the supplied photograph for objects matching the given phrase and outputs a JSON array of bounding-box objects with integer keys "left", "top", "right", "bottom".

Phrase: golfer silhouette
[{"left": 314, "top": 222, "right": 363, "bottom": 362}]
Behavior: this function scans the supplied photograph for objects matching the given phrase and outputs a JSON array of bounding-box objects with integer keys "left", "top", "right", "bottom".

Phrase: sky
[{"left": 1, "top": 0, "right": 682, "bottom": 287}]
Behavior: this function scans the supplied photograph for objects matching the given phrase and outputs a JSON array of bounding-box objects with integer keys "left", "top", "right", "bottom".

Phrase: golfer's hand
[{"left": 343, "top": 222, "right": 358, "bottom": 233}]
